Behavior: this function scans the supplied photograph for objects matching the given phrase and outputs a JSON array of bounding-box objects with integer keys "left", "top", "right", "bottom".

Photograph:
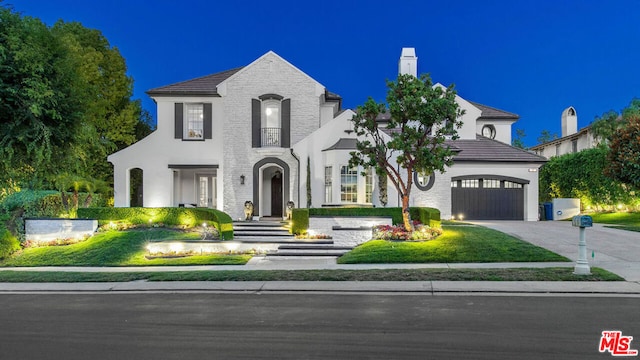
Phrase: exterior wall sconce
[{"left": 240, "top": 175, "right": 245, "bottom": 185}]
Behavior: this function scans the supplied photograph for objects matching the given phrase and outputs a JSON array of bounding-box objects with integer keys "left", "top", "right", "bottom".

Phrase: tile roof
[
  {"left": 448, "top": 135, "right": 547, "bottom": 163},
  {"left": 322, "top": 138, "right": 358, "bottom": 151},
  {"left": 469, "top": 101, "right": 519, "bottom": 120},
  {"left": 146, "top": 67, "right": 244, "bottom": 96}
]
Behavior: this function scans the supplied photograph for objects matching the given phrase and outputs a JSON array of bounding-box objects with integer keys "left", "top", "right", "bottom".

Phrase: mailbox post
[{"left": 572, "top": 215, "right": 593, "bottom": 275}]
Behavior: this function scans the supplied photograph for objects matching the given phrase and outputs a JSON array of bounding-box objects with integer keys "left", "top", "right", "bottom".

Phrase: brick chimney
[{"left": 399, "top": 48, "right": 417, "bottom": 76}]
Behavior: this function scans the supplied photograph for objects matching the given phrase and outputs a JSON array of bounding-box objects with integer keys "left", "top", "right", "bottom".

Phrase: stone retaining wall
[
  {"left": 25, "top": 218, "right": 98, "bottom": 243},
  {"left": 309, "top": 216, "right": 392, "bottom": 247}
]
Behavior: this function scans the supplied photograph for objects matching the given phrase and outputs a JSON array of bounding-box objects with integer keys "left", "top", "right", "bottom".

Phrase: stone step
[
  {"left": 277, "top": 244, "right": 352, "bottom": 250},
  {"left": 231, "top": 237, "right": 333, "bottom": 244},
  {"left": 269, "top": 249, "right": 349, "bottom": 256}
]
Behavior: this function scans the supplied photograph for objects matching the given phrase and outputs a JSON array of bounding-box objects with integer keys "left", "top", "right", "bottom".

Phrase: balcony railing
[{"left": 261, "top": 127, "right": 281, "bottom": 147}]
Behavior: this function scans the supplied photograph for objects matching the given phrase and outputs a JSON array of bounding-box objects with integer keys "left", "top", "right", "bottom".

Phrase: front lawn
[
  {"left": 338, "top": 225, "right": 569, "bottom": 264},
  {"left": 0, "top": 229, "right": 251, "bottom": 267},
  {"left": 589, "top": 212, "right": 640, "bottom": 232},
  {"left": 0, "top": 267, "right": 622, "bottom": 282}
]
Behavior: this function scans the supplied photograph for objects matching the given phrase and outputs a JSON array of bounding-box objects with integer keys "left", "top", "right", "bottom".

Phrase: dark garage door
[{"left": 451, "top": 178, "right": 525, "bottom": 220}]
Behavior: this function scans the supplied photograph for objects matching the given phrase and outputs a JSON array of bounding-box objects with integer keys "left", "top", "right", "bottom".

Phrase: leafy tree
[
  {"left": 539, "top": 146, "right": 636, "bottom": 210},
  {"left": 605, "top": 100, "right": 640, "bottom": 190},
  {"left": 512, "top": 128, "right": 527, "bottom": 149},
  {"left": 350, "top": 73, "right": 463, "bottom": 231},
  {"left": 0, "top": 5, "right": 152, "bottom": 195},
  {"left": 0, "top": 7, "right": 84, "bottom": 188},
  {"left": 536, "top": 129, "right": 559, "bottom": 144}
]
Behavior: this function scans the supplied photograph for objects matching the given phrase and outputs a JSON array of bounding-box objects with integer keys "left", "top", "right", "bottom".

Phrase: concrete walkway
[{"left": 1, "top": 220, "right": 639, "bottom": 294}]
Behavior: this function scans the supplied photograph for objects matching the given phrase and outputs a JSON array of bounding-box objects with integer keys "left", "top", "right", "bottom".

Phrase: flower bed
[{"left": 372, "top": 222, "right": 442, "bottom": 241}]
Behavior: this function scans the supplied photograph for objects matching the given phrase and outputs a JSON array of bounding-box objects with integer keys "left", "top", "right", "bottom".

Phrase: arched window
[{"left": 252, "top": 94, "right": 290, "bottom": 148}]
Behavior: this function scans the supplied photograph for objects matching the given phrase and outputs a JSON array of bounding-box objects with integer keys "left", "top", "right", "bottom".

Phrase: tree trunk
[{"left": 401, "top": 194, "right": 412, "bottom": 231}]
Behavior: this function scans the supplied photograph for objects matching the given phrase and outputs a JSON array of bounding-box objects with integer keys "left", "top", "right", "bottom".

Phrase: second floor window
[
  {"left": 262, "top": 100, "right": 281, "bottom": 147},
  {"left": 185, "top": 103, "right": 204, "bottom": 139}
]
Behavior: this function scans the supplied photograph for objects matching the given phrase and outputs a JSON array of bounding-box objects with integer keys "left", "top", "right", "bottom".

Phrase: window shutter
[
  {"left": 174, "top": 103, "right": 183, "bottom": 139},
  {"left": 252, "top": 99, "right": 261, "bottom": 147},
  {"left": 281, "top": 98, "right": 291, "bottom": 148},
  {"left": 203, "top": 103, "right": 212, "bottom": 139}
]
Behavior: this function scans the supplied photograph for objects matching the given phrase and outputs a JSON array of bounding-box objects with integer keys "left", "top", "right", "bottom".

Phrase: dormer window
[{"left": 481, "top": 125, "right": 496, "bottom": 139}]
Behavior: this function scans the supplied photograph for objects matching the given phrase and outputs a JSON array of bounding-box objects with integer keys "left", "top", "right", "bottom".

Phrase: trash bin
[
  {"left": 539, "top": 204, "right": 546, "bottom": 221},
  {"left": 543, "top": 202, "right": 553, "bottom": 221}
]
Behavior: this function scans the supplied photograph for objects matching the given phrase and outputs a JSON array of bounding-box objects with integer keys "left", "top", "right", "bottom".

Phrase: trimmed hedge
[
  {"left": 0, "top": 229, "right": 20, "bottom": 259},
  {"left": 77, "top": 207, "right": 234, "bottom": 240},
  {"left": 308, "top": 207, "right": 440, "bottom": 227},
  {"left": 291, "top": 208, "right": 309, "bottom": 235}
]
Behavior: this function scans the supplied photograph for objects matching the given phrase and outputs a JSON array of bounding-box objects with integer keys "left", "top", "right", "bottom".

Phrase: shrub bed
[{"left": 77, "top": 207, "right": 234, "bottom": 240}]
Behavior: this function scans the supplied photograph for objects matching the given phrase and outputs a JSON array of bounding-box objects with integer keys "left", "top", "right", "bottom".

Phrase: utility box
[
  {"left": 552, "top": 198, "right": 580, "bottom": 220},
  {"left": 572, "top": 215, "right": 593, "bottom": 228}
]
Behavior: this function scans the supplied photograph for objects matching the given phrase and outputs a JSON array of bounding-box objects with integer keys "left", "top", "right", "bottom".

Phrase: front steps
[{"left": 232, "top": 220, "right": 352, "bottom": 258}]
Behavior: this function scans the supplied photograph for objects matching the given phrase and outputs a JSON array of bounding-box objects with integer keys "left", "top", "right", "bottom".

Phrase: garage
[{"left": 451, "top": 176, "right": 527, "bottom": 220}]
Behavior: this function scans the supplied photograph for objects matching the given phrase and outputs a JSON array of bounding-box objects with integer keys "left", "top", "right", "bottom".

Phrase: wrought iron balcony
[{"left": 261, "top": 127, "right": 281, "bottom": 147}]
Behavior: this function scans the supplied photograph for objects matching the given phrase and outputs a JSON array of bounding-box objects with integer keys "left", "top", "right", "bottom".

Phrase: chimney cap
[{"left": 401, "top": 47, "right": 416, "bottom": 58}]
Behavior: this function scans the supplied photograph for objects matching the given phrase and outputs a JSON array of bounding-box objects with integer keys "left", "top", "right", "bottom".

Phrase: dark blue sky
[{"left": 16, "top": 0, "right": 640, "bottom": 146}]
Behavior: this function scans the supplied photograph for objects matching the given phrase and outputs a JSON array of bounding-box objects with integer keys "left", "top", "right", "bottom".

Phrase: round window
[
  {"left": 414, "top": 171, "right": 435, "bottom": 191},
  {"left": 482, "top": 125, "right": 496, "bottom": 139}
]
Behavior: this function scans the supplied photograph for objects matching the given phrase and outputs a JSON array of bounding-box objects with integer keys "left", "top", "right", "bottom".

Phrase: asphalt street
[{"left": 1, "top": 293, "right": 638, "bottom": 359}]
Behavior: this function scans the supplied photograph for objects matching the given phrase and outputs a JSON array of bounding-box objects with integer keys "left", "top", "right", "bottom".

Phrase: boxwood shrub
[
  {"left": 291, "top": 208, "right": 309, "bottom": 235},
  {"left": 0, "top": 228, "right": 20, "bottom": 259},
  {"left": 77, "top": 207, "right": 234, "bottom": 240},
  {"left": 308, "top": 207, "right": 440, "bottom": 227}
]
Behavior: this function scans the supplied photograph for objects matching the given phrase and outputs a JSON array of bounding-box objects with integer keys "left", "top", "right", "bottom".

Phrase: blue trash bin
[{"left": 543, "top": 202, "right": 553, "bottom": 221}]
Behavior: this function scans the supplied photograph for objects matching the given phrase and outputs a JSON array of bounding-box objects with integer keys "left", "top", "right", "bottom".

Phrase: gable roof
[
  {"left": 323, "top": 138, "right": 357, "bottom": 151},
  {"left": 469, "top": 101, "right": 519, "bottom": 120},
  {"left": 448, "top": 135, "right": 546, "bottom": 163},
  {"left": 146, "top": 67, "right": 244, "bottom": 96}
]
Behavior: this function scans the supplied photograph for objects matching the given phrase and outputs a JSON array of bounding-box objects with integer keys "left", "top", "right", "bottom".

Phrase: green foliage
[
  {"left": 512, "top": 128, "right": 527, "bottom": 149},
  {"left": 338, "top": 225, "right": 569, "bottom": 264},
  {"left": 0, "top": 229, "right": 20, "bottom": 259},
  {"left": 539, "top": 146, "right": 637, "bottom": 210},
  {"left": 409, "top": 207, "right": 441, "bottom": 228},
  {"left": 350, "top": 73, "right": 463, "bottom": 230},
  {"left": 536, "top": 129, "right": 559, "bottom": 144},
  {"left": 1, "top": 229, "right": 248, "bottom": 266},
  {"left": 605, "top": 101, "right": 640, "bottom": 189},
  {"left": 0, "top": 6, "right": 152, "bottom": 192},
  {"left": 291, "top": 208, "right": 309, "bottom": 235},
  {"left": 77, "top": 207, "right": 234, "bottom": 239}
]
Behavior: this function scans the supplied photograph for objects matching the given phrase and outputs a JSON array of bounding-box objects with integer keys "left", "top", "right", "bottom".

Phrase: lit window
[
  {"left": 504, "top": 181, "right": 523, "bottom": 189},
  {"left": 261, "top": 100, "right": 281, "bottom": 147},
  {"left": 324, "top": 166, "right": 332, "bottom": 203},
  {"left": 483, "top": 179, "right": 501, "bottom": 189},
  {"left": 185, "top": 104, "right": 204, "bottom": 139},
  {"left": 415, "top": 171, "right": 434, "bottom": 191},
  {"left": 365, "top": 168, "right": 373, "bottom": 203},
  {"left": 461, "top": 179, "right": 479, "bottom": 188},
  {"left": 340, "top": 166, "right": 357, "bottom": 203}
]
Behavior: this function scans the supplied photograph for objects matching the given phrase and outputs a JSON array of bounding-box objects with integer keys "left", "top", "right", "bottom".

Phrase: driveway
[{"left": 472, "top": 220, "right": 640, "bottom": 281}]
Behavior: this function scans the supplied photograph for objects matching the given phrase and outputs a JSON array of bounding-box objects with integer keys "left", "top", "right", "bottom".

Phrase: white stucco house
[
  {"left": 108, "top": 48, "right": 546, "bottom": 221},
  {"left": 530, "top": 106, "right": 599, "bottom": 158}
]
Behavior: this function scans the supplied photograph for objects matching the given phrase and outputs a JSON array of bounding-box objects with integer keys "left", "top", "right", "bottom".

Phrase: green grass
[
  {"left": 589, "top": 212, "right": 640, "bottom": 232},
  {"left": 0, "top": 229, "right": 250, "bottom": 267},
  {"left": 0, "top": 267, "right": 622, "bottom": 282},
  {"left": 338, "top": 225, "right": 570, "bottom": 264}
]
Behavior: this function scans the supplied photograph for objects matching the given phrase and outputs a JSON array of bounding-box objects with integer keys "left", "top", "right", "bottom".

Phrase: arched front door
[
  {"left": 271, "top": 170, "right": 283, "bottom": 217},
  {"left": 253, "top": 158, "right": 290, "bottom": 218}
]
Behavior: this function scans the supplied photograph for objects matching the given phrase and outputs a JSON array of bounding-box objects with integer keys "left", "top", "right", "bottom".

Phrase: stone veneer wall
[
  {"left": 309, "top": 216, "right": 393, "bottom": 248},
  {"left": 25, "top": 219, "right": 98, "bottom": 243}
]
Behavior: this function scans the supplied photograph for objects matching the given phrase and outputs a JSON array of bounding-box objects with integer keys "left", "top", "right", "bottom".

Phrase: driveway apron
[{"left": 471, "top": 220, "right": 640, "bottom": 282}]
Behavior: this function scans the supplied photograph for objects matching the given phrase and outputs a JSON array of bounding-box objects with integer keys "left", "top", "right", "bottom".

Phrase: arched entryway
[{"left": 252, "top": 158, "right": 290, "bottom": 218}]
